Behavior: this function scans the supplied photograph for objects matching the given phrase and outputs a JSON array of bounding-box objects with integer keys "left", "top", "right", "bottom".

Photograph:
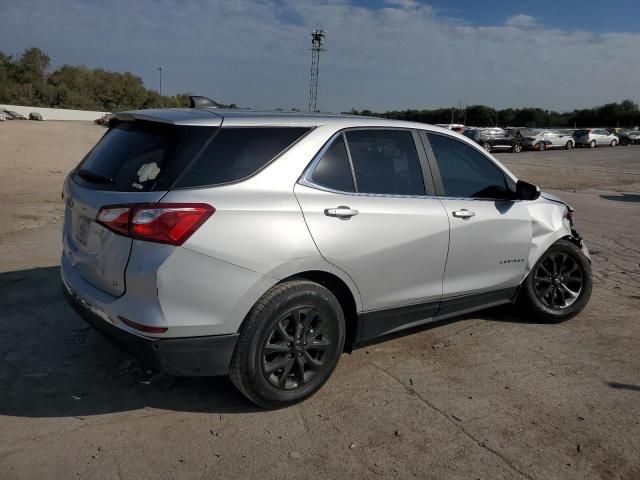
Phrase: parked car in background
[
  {"left": 0, "top": 112, "right": 9, "bottom": 121},
  {"left": 463, "top": 127, "right": 522, "bottom": 153},
  {"left": 61, "top": 103, "right": 592, "bottom": 407},
  {"left": 522, "top": 130, "right": 575, "bottom": 151},
  {"left": 1, "top": 109, "right": 27, "bottom": 120},
  {"left": 614, "top": 130, "right": 633, "bottom": 146},
  {"left": 574, "top": 129, "right": 618, "bottom": 148},
  {"left": 627, "top": 130, "right": 640, "bottom": 145},
  {"left": 504, "top": 127, "right": 536, "bottom": 142},
  {"left": 29, "top": 112, "right": 43, "bottom": 121}
]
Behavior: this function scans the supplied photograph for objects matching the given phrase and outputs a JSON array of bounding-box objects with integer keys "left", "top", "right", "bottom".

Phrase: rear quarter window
[
  {"left": 74, "top": 121, "right": 215, "bottom": 192},
  {"left": 175, "top": 127, "right": 311, "bottom": 188}
]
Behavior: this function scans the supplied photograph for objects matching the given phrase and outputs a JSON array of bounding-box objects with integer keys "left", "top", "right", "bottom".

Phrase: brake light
[{"left": 96, "top": 203, "right": 214, "bottom": 246}]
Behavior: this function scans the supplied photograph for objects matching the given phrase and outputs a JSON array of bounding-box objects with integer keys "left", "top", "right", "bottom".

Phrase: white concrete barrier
[{"left": 0, "top": 105, "right": 109, "bottom": 121}]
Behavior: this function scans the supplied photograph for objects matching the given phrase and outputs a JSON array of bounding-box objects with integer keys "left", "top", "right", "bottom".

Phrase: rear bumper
[{"left": 62, "top": 281, "right": 238, "bottom": 376}]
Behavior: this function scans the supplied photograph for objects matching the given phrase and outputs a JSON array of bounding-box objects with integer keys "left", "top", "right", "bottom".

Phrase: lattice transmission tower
[{"left": 308, "top": 29, "right": 326, "bottom": 113}]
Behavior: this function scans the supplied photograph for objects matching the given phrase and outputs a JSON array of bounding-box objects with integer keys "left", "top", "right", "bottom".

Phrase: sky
[{"left": 1, "top": 0, "right": 639, "bottom": 112}]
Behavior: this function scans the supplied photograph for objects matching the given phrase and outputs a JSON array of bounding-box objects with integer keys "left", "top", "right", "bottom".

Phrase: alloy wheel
[
  {"left": 533, "top": 252, "right": 584, "bottom": 309},
  {"left": 261, "top": 306, "right": 334, "bottom": 390}
]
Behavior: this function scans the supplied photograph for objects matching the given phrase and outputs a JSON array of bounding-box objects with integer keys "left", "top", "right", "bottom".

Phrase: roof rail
[{"left": 189, "top": 96, "right": 221, "bottom": 109}]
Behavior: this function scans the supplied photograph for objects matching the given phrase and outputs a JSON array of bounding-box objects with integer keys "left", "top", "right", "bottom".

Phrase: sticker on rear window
[{"left": 137, "top": 162, "right": 161, "bottom": 182}]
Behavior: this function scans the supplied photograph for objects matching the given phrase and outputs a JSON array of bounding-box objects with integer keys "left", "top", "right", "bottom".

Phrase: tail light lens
[{"left": 96, "top": 203, "right": 214, "bottom": 246}]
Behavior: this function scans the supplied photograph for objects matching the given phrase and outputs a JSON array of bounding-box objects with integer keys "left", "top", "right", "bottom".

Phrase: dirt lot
[{"left": 1, "top": 121, "right": 639, "bottom": 479}]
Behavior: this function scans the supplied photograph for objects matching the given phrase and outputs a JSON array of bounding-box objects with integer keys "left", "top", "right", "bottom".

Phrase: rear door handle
[
  {"left": 324, "top": 206, "right": 359, "bottom": 219},
  {"left": 452, "top": 209, "right": 476, "bottom": 219}
]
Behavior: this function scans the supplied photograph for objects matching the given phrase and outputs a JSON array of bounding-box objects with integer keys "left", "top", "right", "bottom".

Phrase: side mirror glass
[{"left": 516, "top": 180, "right": 540, "bottom": 201}]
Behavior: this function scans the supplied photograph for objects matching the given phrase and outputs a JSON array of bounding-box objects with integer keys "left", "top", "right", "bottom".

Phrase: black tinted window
[
  {"left": 345, "top": 130, "right": 425, "bottom": 196},
  {"left": 76, "top": 121, "right": 214, "bottom": 192},
  {"left": 427, "top": 134, "right": 510, "bottom": 199},
  {"left": 176, "top": 127, "right": 309, "bottom": 187},
  {"left": 310, "top": 135, "right": 355, "bottom": 192}
]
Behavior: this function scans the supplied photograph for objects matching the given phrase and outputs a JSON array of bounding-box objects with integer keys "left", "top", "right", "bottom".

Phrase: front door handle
[
  {"left": 452, "top": 209, "right": 476, "bottom": 219},
  {"left": 324, "top": 206, "right": 359, "bottom": 219}
]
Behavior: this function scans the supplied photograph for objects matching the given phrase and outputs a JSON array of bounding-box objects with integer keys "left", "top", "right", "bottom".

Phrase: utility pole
[
  {"left": 158, "top": 67, "right": 163, "bottom": 96},
  {"left": 308, "top": 29, "right": 326, "bottom": 113}
]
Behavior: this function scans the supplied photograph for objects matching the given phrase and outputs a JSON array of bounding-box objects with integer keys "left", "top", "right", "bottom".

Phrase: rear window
[
  {"left": 75, "top": 121, "right": 215, "bottom": 192},
  {"left": 175, "top": 127, "right": 310, "bottom": 188}
]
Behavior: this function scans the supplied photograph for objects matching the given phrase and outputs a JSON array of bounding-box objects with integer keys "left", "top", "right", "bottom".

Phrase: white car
[
  {"left": 574, "top": 129, "right": 619, "bottom": 148},
  {"left": 522, "top": 130, "right": 576, "bottom": 151}
]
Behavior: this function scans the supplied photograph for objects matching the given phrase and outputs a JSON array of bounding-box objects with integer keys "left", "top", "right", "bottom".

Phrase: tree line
[
  {"left": 348, "top": 100, "right": 640, "bottom": 129},
  {"left": 0, "top": 47, "right": 236, "bottom": 111},
  {"left": 1, "top": 47, "right": 638, "bottom": 127}
]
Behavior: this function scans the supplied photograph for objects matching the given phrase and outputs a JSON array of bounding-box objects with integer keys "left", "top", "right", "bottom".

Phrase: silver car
[
  {"left": 61, "top": 103, "right": 592, "bottom": 407},
  {"left": 522, "top": 130, "right": 576, "bottom": 151},
  {"left": 574, "top": 128, "right": 619, "bottom": 148}
]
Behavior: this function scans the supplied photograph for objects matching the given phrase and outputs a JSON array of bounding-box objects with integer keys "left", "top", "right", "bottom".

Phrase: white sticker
[{"left": 137, "top": 162, "right": 161, "bottom": 182}]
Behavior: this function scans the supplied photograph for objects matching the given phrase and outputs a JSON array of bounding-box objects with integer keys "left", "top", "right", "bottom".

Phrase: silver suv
[
  {"left": 61, "top": 104, "right": 592, "bottom": 407},
  {"left": 574, "top": 128, "right": 619, "bottom": 148}
]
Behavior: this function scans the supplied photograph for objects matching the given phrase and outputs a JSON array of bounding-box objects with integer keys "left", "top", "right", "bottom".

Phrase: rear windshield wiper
[{"left": 76, "top": 169, "right": 115, "bottom": 184}]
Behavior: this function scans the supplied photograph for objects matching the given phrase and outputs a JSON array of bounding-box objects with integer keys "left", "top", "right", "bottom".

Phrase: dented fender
[{"left": 522, "top": 191, "right": 588, "bottom": 281}]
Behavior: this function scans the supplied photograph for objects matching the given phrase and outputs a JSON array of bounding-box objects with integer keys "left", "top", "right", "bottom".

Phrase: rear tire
[
  {"left": 482, "top": 142, "right": 492, "bottom": 153},
  {"left": 610, "top": 139, "right": 617, "bottom": 147},
  {"left": 512, "top": 143, "right": 522, "bottom": 153},
  {"left": 537, "top": 142, "right": 546, "bottom": 151},
  {"left": 517, "top": 239, "right": 592, "bottom": 323},
  {"left": 565, "top": 141, "right": 573, "bottom": 150},
  {"left": 230, "top": 280, "right": 345, "bottom": 408},
  {"left": 589, "top": 140, "right": 596, "bottom": 148}
]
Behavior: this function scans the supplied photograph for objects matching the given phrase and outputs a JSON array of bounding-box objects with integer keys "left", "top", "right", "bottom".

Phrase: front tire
[
  {"left": 565, "top": 141, "right": 573, "bottom": 150},
  {"left": 610, "top": 139, "right": 617, "bottom": 147},
  {"left": 482, "top": 142, "right": 492, "bottom": 153},
  {"left": 517, "top": 239, "right": 592, "bottom": 323},
  {"left": 589, "top": 140, "right": 596, "bottom": 148},
  {"left": 537, "top": 142, "right": 546, "bottom": 151},
  {"left": 512, "top": 143, "right": 522, "bottom": 153},
  {"left": 230, "top": 280, "right": 345, "bottom": 408}
]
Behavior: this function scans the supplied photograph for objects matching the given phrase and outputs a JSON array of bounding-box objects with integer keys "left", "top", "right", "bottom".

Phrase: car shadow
[
  {"left": 1, "top": 267, "right": 543, "bottom": 419},
  {"left": 600, "top": 194, "right": 640, "bottom": 203},
  {"left": 606, "top": 382, "right": 640, "bottom": 392},
  {"left": 0, "top": 266, "right": 259, "bottom": 419}
]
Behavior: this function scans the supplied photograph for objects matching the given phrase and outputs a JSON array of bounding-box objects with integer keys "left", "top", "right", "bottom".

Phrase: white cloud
[
  {"left": 0, "top": 0, "right": 639, "bottom": 112},
  {"left": 505, "top": 14, "right": 538, "bottom": 28}
]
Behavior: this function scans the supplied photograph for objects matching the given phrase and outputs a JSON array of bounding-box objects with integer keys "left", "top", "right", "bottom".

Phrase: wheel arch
[
  {"left": 282, "top": 270, "right": 360, "bottom": 352},
  {"left": 235, "top": 267, "right": 362, "bottom": 352}
]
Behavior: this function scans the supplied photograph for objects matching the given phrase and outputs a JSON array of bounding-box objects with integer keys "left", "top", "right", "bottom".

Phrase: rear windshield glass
[
  {"left": 74, "top": 121, "right": 215, "bottom": 192},
  {"left": 174, "top": 127, "right": 310, "bottom": 188}
]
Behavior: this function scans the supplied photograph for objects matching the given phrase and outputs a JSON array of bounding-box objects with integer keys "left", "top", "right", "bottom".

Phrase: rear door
[
  {"left": 295, "top": 129, "right": 450, "bottom": 334},
  {"left": 62, "top": 119, "right": 218, "bottom": 296},
  {"left": 423, "top": 132, "right": 532, "bottom": 300}
]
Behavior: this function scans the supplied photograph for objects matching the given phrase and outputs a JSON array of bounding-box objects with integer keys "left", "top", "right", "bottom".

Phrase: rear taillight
[{"left": 96, "top": 203, "right": 214, "bottom": 246}]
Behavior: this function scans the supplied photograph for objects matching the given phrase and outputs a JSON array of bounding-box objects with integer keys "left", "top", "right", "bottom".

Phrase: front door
[{"left": 424, "top": 132, "right": 532, "bottom": 299}]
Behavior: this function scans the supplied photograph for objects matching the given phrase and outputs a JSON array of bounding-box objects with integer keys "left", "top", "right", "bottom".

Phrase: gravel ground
[{"left": 0, "top": 121, "right": 639, "bottom": 479}]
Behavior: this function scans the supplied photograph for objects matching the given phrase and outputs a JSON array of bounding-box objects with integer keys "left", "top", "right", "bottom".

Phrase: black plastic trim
[
  {"left": 355, "top": 287, "right": 517, "bottom": 346},
  {"left": 63, "top": 283, "right": 238, "bottom": 376}
]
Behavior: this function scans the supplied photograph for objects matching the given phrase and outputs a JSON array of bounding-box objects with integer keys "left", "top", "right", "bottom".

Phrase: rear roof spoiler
[{"left": 189, "top": 96, "right": 221, "bottom": 109}]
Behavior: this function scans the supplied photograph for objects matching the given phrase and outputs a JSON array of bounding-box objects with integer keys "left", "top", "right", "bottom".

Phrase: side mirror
[{"left": 516, "top": 180, "right": 540, "bottom": 201}]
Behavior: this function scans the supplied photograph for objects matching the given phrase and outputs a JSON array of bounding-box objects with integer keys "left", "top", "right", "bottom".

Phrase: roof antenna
[{"left": 189, "top": 96, "right": 221, "bottom": 108}]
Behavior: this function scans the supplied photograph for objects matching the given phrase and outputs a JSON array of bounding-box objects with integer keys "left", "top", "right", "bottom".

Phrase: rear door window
[
  {"left": 345, "top": 129, "right": 425, "bottom": 196},
  {"left": 176, "top": 127, "right": 310, "bottom": 188},
  {"left": 75, "top": 121, "right": 215, "bottom": 192}
]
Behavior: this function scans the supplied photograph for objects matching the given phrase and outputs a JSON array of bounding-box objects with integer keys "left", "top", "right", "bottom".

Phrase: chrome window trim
[{"left": 298, "top": 126, "right": 436, "bottom": 199}]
